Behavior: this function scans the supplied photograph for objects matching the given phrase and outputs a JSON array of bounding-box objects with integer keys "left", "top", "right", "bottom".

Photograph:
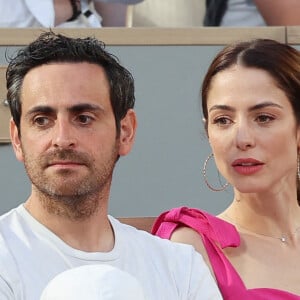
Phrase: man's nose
[{"left": 52, "top": 119, "right": 76, "bottom": 149}]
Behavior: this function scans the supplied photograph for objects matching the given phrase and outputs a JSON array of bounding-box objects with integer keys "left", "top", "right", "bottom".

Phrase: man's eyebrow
[
  {"left": 67, "top": 103, "right": 104, "bottom": 113},
  {"left": 26, "top": 106, "right": 56, "bottom": 117},
  {"left": 25, "top": 103, "right": 104, "bottom": 117}
]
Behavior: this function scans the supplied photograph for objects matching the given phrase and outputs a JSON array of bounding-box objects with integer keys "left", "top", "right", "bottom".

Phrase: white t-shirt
[{"left": 0, "top": 205, "right": 222, "bottom": 300}]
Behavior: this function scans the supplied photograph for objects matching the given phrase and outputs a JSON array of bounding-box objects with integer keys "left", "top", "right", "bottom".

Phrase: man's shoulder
[
  {"left": 0, "top": 230, "right": 18, "bottom": 267},
  {"left": 0, "top": 205, "right": 28, "bottom": 270},
  {"left": 110, "top": 215, "right": 201, "bottom": 258},
  {"left": 0, "top": 219, "right": 21, "bottom": 294},
  {"left": 0, "top": 205, "right": 21, "bottom": 222},
  {"left": 0, "top": 206, "right": 22, "bottom": 263},
  {"left": 0, "top": 206, "right": 24, "bottom": 239},
  {"left": 110, "top": 217, "right": 222, "bottom": 298}
]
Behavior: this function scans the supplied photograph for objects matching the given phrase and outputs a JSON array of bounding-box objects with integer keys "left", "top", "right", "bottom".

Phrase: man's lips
[
  {"left": 49, "top": 160, "right": 82, "bottom": 165},
  {"left": 42, "top": 150, "right": 90, "bottom": 168},
  {"left": 47, "top": 160, "right": 85, "bottom": 168}
]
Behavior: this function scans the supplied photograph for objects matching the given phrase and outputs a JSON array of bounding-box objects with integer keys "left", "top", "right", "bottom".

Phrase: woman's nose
[{"left": 235, "top": 122, "right": 255, "bottom": 151}]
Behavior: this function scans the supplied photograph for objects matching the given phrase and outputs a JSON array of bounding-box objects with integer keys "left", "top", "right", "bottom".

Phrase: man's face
[{"left": 10, "top": 62, "right": 136, "bottom": 217}]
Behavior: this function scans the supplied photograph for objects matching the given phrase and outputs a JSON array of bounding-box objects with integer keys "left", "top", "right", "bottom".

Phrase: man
[{"left": 0, "top": 31, "right": 222, "bottom": 299}]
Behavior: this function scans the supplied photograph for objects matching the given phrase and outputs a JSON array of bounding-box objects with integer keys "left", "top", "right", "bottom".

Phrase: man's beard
[{"left": 23, "top": 146, "right": 119, "bottom": 221}]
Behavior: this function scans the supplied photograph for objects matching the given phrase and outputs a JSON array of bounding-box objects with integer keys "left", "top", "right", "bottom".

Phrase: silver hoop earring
[{"left": 202, "top": 153, "right": 229, "bottom": 192}]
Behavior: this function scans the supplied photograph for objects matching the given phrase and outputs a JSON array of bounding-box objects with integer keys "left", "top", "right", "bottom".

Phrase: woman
[{"left": 152, "top": 39, "right": 300, "bottom": 299}]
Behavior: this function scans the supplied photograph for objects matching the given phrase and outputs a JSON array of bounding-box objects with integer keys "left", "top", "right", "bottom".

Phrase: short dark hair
[{"left": 6, "top": 31, "right": 135, "bottom": 135}]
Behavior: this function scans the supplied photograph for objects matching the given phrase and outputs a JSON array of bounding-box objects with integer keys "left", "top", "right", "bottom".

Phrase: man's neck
[{"left": 24, "top": 195, "right": 114, "bottom": 252}]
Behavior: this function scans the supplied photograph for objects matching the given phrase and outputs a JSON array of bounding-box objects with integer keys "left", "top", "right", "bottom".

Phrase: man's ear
[
  {"left": 10, "top": 118, "right": 24, "bottom": 162},
  {"left": 118, "top": 109, "right": 137, "bottom": 157}
]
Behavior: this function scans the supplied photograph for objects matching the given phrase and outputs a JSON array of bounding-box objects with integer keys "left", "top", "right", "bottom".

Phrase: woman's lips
[{"left": 232, "top": 158, "right": 264, "bottom": 175}]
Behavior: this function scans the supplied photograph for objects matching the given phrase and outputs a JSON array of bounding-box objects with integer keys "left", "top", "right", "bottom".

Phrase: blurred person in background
[
  {"left": 204, "top": 0, "right": 300, "bottom": 26},
  {"left": 0, "top": 0, "right": 143, "bottom": 28}
]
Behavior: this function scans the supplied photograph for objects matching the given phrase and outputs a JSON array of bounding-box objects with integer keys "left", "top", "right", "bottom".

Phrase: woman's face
[{"left": 206, "top": 65, "right": 300, "bottom": 194}]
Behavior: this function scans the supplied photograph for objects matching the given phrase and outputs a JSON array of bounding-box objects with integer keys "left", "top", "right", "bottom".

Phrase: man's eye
[
  {"left": 77, "top": 115, "right": 93, "bottom": 124},
  {"left": 34, "top": 116, "right": 49, "bottom": 126}
]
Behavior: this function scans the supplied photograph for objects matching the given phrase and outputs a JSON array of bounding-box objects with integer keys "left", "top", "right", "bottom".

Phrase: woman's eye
[
  {"left": 213, "top": 117, "right": 232, "bottom": 126},
  {"left": 256, "top": 114, "right": 274, "bottom": 123}
]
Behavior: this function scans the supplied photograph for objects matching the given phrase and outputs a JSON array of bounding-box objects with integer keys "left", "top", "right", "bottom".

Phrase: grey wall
[{"left": 0, "top": 44, "right": 233, "bottom": 217}]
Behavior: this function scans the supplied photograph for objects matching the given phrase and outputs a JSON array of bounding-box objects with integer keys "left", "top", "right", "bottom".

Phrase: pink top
[{"left": 152, "top": 207, "right": 300, "bottom": 300}]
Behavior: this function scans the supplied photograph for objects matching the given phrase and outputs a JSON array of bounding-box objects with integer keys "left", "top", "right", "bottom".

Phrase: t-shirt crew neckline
[{"left": 16, "top": 204, "right": 121, "bottom": 261}]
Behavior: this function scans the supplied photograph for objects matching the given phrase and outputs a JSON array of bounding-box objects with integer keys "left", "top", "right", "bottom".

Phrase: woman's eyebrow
[
  {"left": 208, "top": 104, "right": 235, "bottom": 113},
  {"left": 208, "top": 102, "right": 283, "bottom": 113},
  {"left": 248, "top": 102, "right": 283, "bottom": 112}
]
